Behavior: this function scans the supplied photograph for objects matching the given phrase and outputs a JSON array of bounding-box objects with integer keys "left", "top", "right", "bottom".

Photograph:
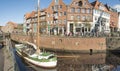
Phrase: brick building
[
  {"left": 23, "top": 11, "right": 36, "bottom": 34},
  {"left": 1, "top": 21, "right": 17, "bottom": 33},
  {"left": 105, "top": 4, "right": 118, "bottom": 32},
  {"left": 23, "top": 0, "right": 119, "bottom": 36},
  {"left": 67, "top": 0, "right": 93, "bottom": 35},
  {"left": 45, "top": 0, "right": 67, "bottom": 35}
]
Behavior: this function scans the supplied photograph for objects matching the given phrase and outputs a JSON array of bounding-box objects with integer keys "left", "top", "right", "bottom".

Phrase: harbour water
[{"left": 14, "top": 49, "right": 120, "bottom": 71}]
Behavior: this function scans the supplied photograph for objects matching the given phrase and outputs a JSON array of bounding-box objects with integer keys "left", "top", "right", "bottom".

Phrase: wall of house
[
  {"left": 92, "top": 9, "right": 110, "bottom": 33},
  {"left": 67, "top": 0, "right": 93, "bottom": 34},
  {"left": 109, "top": 11, "right": 118, "bottom": 32}
]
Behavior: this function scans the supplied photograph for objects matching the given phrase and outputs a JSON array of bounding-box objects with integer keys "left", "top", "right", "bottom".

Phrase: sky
[{"left": 0, "top": 0, "right": 120, "bottom": 26}]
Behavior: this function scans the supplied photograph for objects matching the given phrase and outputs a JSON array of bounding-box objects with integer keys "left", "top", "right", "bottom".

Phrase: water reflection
[
  {"left": 106, "top": 51, "right": 120, "bottom": 71},
  {"left": 15, "top": 51, "right": 120, "bottom": 71},
  {"left": 57, "top": 53, "right": 107, "bottom": 71}
]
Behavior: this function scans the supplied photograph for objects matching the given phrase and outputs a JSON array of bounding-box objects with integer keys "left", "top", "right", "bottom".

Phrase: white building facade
[{"left": 92, "top": 9, "right": 110, "bottom": 33}]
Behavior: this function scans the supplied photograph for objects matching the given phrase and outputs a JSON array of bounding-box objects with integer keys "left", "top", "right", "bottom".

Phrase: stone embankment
[
  {"left": 4, "top": 38, "right": 15, "bottom": 71},
  {"left": 11, "top": 34, "right": 107, "bottom": 53},
  {"left": 0, "top": 38, "right": 19, "bottom": 71},
  {"left": 4, "top": 47, "right": 15, "bottom": 71},
  {"left": 0, "top": 47, "right": 4, "bottom": 71},
  {"left": 106, "top": 37, "right": 120, "bottom": 50}
]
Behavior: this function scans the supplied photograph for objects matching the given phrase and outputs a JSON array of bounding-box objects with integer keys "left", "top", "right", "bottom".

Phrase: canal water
[{"left": 13, "top": 49, "right": 120, "bottom": 71}]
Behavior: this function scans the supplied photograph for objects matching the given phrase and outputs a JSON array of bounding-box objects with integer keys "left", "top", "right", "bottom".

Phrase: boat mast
[{"left": 37, "top": 0, "right": 40, "bottom": 54}]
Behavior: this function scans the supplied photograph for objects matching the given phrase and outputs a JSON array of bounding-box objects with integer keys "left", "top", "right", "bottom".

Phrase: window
[
  {"left": 54, "top": 12, "right": 58, "bottom": 17},
  {"left": 99, "top": 5, "right": 105, "bottom": 10},
  {"left": 51, "top": 14, "right": 53, "bottom": 17},
  {"left": 64, "top": 19, "right": 67, "bottom": 24},
  {"left": 55, "top": 0, "right": 59, "bottom": 4},
  {"left": 95, "top": 10, "right": 97, "bottom": 14},
  {"left": 84, "top": 1, "right": 87, "bottom": 6},
  {"left": 59, "top": 12, "right": 62, "bottom": 16},
  {"left": 74, "top": 2, "right": 76, "bottom": 5},
  {"left": 51, "top": 21, "right": 53, "bottom": 24},
  {"left": 56, "top": 20, "right": 58, "bottom": 24},
  {"left": 95, "top": 16, "right": 98, "bottom": 21},
  {"left": 54, "top": 5, "right": 58, "bottom": 11},
  {"left": 59, "top": 5, "right": 62, "bottom": 9},
  {"left": 52, "top": 6, "right": 54, "bottom": 10},
  {"left": 86, "top": 9, "right": 91, "bottom": 13},
  {"left": 107, "top": 19, "right": 109, "bottom": 23},
  {"left": 86, "top": 16, "right": 91, "bottom": 21},
  {"left": 78, "top": 1, "right": 83, "bottom": 7},
  {"left": 76, "top": 8, "right": 80, "bottom": 13},
  {"left": 77, "top": 15, "right": 80, "bottom": 20},
  {"left": 48, "top": 13, "right": 50, "bottom": 17},
  {"left": 59, "top": 20, "right": 62, "bottom": 24},
  {"left": 64, "top": 12, "right": 66, "bottom": 15},
  {"left": 71, "top": 16, "right": 74, "bottom": 20},
  {"left": 81, "top": 8, "right": 86, "bottom": 13},
  {"left": 47, "top": 21, "right": 50, "bottom": 24},
  {"left": 71, "top": 8, "right": 75, "bottom": 13},
  {"left": 82, "top": 16, "right": 86, "bottom": 21}
]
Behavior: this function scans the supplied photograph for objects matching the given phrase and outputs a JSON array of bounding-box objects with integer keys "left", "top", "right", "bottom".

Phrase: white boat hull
[{"left": 16, "top": 50, "right": 57, "bottom": 68}]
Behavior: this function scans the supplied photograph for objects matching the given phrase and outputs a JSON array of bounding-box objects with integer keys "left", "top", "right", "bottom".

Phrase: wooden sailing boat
[{"left": 15, "top": 0, "right": 57, "bottom": 68}]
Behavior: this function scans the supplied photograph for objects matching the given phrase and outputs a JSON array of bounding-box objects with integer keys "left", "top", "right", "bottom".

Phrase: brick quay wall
[{"left": 11, "top": 34, "right": 107, "bottom": 53}]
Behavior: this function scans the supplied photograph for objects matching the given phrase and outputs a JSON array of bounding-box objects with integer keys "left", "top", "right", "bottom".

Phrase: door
[{"left": 70, "top": 23, "right": 73, "bottom": 33}]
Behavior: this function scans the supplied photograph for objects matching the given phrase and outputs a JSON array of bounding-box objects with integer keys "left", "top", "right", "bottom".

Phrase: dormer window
[
  {"left": 78, "top": 1, "right": 83, "bottom": 7},
  {"left": 99, "top": 5, "right": 105, "bottom": 10},
  {"left": 55, "top": 0, "right": 59, "bottom": 5}
]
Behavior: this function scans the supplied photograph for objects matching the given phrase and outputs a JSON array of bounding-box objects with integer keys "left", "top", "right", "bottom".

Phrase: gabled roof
[
  {"left": 91, "top": 0, "right": 102, "bottom": 9},
  {"left": 91, "top": 0, "right": 97, "bottom": 7},
  {"left": 69, "top": 0, "right": 93, "bottom": 8},
  {"left": 25, "top": 11, "right": 36, "bottom": 19},
  {"left": 7, "top": 21, "right": 18, "bottom": 28},
  {"left": 105, "top": 4, "right": 118, "bottom": 12},
  {"left": 24, "top": 13, "right": 31, "bottom": 19},
  {"left": 91, "top": 0, "right": 109, "bottom": 12}
]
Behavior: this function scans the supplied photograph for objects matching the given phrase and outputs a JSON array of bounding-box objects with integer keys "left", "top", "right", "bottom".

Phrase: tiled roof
[
  {"left": 24, "top": 11, "right": 35, "bottom": 19},
  {"left": 1, "top": 21, "right": 18, "bottom": 33},
  {"left": 31, "top": 11, "right": 35, "bottom": 17},
  {"left": 105, "top": 4, "right": 118, "bottom": 12},
  {"left": 91, "top": 0, "right": 102, "bottom": 9},
  {"left": 24, "top": 13, "right": 31, "bottom": 19},
  {"left": 91, "top": 0, "right": 97, "bottom": 7},
  {"left": 7, "top": 21, "right": 17, "bottom": 28}
]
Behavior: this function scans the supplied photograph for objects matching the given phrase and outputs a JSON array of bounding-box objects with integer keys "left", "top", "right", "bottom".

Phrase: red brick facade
[
  {"left": 105, "top": 5, "right": 118, "bottom": 32},
  {"left": 24, "top": 0, "right": 119, "bottom": 35}
]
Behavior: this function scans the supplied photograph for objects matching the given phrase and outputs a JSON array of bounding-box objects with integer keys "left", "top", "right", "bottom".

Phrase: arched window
[{"left": 78, "top": 1, "right": 83, "bottom": 7}]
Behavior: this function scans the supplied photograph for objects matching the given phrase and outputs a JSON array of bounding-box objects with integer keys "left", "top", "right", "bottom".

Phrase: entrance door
[{"left": 70, "top": 23, "right": 73, "bottom": 33}]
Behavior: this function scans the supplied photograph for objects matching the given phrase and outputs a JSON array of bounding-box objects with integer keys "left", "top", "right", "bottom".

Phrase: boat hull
[{"left": 16, "top": 50, "right": 57, "bottom": 68}]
